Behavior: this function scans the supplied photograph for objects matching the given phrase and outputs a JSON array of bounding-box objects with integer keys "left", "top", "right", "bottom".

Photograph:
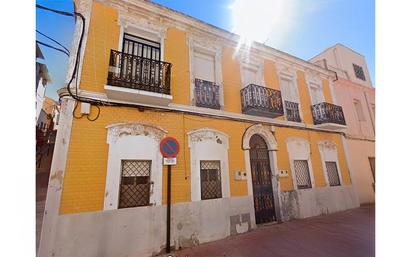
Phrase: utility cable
[
  {"left": 36, "top": 40, "right": 69, "bottom": 57},
  {"left": 36, "top": 4, "right": 349, "bottom": 136},
  {"left": 36, "top": 29, "right": 70, "bottom": 54}
]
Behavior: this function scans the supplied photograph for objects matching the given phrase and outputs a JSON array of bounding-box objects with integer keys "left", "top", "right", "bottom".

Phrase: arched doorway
[{"left": 249, "top": 134, "right": 277, "bottom": 224}]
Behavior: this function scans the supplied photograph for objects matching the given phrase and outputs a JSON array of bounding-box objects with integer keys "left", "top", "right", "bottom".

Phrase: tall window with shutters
[{"left": 193, "top": 51, "right": 220, "bottom": 109}]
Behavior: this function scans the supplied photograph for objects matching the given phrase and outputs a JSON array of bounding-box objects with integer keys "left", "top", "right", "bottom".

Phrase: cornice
[{"left": 96, "top": 0, "right": 336, "bottom": 78}]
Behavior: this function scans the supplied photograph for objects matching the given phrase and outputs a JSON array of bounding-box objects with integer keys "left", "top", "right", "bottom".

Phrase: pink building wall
[{"left": 333, "top": 79, "right": 375, "bottom": 203}]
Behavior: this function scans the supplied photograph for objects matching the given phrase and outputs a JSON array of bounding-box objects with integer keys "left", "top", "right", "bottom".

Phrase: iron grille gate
[
  {"left": 325, "top": 161, "right": 341, "bottom": 186},
  {"left": 293, "top": 160, "right": 312, "bottom": 189},
  {"left": 118, "top": 160, "right": 151, "bottom": 208},
  {"left": 249, "top": 134, "right": 276, "bottom": 224},
  {"left": 200, "top": 161, "right": 222, "bottom": 200}
]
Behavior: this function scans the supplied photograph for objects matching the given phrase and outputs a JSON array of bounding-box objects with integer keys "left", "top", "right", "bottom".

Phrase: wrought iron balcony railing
[
  {"left": 107, "top": 49, "right": 172, "bottom": 95},
  {"left": 311, "top": 102, "right": 346, "bottom": 125},
  {"left": 284, "top": 101, "right": 302, "bottom": 122},
  {"left": 241, "top": 84, "right": 284, "bottom": 118},
  {"left": 195, "top": 79, "right": 221, "bottom": 110}
]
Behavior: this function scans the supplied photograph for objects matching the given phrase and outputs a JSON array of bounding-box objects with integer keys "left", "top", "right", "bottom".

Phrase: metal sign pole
[{"left": 166, "top": 164, "right": 171, "bottom": 253}]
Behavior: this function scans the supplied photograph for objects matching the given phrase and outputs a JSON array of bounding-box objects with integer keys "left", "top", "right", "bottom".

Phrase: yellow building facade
[{"left": 39, "top": 1, "right": 360, "bottom": 257}]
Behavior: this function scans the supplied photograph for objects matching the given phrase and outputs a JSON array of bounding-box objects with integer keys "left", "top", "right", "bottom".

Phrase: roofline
[
  {"left": 113, "top": 0, "right": 335, "bottom": 77},
  {"left": 309, "top": 43, "right": 367, "bottom": 62}
]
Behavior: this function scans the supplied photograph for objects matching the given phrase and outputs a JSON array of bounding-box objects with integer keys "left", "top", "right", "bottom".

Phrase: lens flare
[{"left": 230, "top": 0, "right": 294, "bottom": 57}]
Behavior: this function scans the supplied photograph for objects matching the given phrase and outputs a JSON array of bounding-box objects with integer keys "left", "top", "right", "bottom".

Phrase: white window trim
[
  {"left": 240, "top": 58, "right": 264, "bottom": 88},
  {"left": 307, "top": 82, "right": 325, "bottom": 105},
  {"left": 318, "top": 141, "right": 343, "bottom": 187},
  {"left": 104, "top": 123, "right": 167, "bottom": 210},
  {"left": 188, "top": 128, "right": 230, "bottom": 201},
  {"left": 286, "top": 137, "right": 315, "bottom": 190},
  {"left": 188, "top": 37, "right": 223, "bottom": 108},
  {"left": 117, "top": 15, "right": 167, "bottom": 62},
  {"left": 278, "top": 69, "right": 304, "bottom": 122}
]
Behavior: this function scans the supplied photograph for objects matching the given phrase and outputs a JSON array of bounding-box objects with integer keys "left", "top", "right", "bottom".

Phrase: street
[{"left": 171, "top": 205, "right": 374, "bottom": 257}]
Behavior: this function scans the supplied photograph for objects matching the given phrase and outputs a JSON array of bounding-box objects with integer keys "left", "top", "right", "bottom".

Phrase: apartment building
[
  {"left": 39, "top": 1, "right": 359, "bottom": 256},
  {"left": 311, "top": 43, "right": 375, "bottom": 204}
]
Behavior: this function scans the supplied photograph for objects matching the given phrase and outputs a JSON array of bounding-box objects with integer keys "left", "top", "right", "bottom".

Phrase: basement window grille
[
  {"left": 325, "top": 161, "right": 341, "bottom": 186},
  {"left": 118, "top": 160, "right": 151, "bottom": 208},
  {"left": 200, "top": 161, "right": 222, "bottom": 200},
  {"left": 293, "top": 160, "right": 312, "bottom": 189}
]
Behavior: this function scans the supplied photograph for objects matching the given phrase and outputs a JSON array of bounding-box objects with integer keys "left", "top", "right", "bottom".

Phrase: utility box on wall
[
  {"left": 278, "top": 170, "right": 288, "bottom": 177},
  {"left": 234, "top": 170, "right": 247, "bottom": 181}
]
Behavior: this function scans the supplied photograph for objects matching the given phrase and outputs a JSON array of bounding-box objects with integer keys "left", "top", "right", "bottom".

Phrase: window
[
  {"left": 353, "top": 64, "right": 366, "bottom": 81},
  {"left": 325, "top": 161, "right": 341, "bottom": 186},
  {"left": 293, "top": 160, "right": 312, "bottom": 189},
  {"left": 368, "top": 157, "right": 375, "bottom": 181},
  {"left": 354, "top": 99, "right": 366, "bottom": 121},
  {"left": 309, "top": 84, "right": 324, "bottom": 105},
  {"left": 243, "top": 67, "right": 258, "bottom": 87},
  {"left": 200, "top": 161, "right": 222, "bottom": 200},
  {"left": 118, "top": 160, "right": 152, "bottom": 208},
  {"left": 122, "top": 33, "right": 160, "bottom": 61},
  {"left": 194, "top": 51, "right": 215, "bottom": 82},
  {"left": 281, "top": 78, "right": 301, "bottom": 122}
]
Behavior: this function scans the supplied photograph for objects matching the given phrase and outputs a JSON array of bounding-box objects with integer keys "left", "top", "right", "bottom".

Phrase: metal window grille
[
  {"left": 122, "top": 33, "right": 161, "bottom": 61},
  {"left": 325, "top": 161, "right": 341, "bottom": 186},
  {"left": 118, "top": 160, "right": 151, "bottom": 208},
  {"left": 293, "top": 160, "right": 312, "bottom": 189},
  {"left": 200, "top": 161, "right": 222, "bottom": 200},
  {"left": 284, "top": 101, "right": 301, "bottom": 122},
  {"left": 353, "top": 63, "right": 366, "bottom": 81}
]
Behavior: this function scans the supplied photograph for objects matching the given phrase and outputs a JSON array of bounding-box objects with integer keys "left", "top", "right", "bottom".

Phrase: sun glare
[{"left": 230, "top": 0, "right": 293, "bottom": 54}]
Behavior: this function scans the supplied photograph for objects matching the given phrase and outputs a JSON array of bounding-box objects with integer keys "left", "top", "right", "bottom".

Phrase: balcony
[
  {"left": 284, "top": 101, "right": 302, "bottom": 122},
  {"left": 311, "top": 102, "right": 346, "bottom": 130},
  {"left": 241, "top": 84, "right": 284, "bottom": 118},
  {"left": 194, "top": 79, "right": 221, "bottom": 110},
  {"left": 105, "top": 50, "right": 172, "bottom": 106}
]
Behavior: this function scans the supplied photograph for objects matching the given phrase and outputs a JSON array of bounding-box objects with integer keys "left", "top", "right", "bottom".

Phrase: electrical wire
[
  {"left": 36, "top": 40, "right": 69, "bottom": 57},
  {"left": 36, "top": 4, "right": 348, "bottom": 137},
  {"left": 36, "top": 29, "right": 70, "bottom": 54}
]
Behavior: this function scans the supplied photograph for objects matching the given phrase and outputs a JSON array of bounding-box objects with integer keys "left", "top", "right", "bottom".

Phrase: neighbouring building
[
  {"left": 310, "top": 44, "right": 375, "bottom": 204},
  {"left": 36, "top": 96, "right": 60, "bottom": 251},
  {"left": 39, "top": 1, "right": 360, "bottom": 256},
  {"left": 36, "top": 42, "right": 52, "bottom": 122}
]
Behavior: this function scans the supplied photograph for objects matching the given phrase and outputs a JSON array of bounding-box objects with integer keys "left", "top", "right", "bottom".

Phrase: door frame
[{"left": 243, "top": 124, "right": 282, "bottom": 226}]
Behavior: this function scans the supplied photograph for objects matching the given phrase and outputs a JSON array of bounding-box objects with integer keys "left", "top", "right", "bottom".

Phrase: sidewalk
[{"left": 170, "top": 205, "right": 375, "bottom": 257}]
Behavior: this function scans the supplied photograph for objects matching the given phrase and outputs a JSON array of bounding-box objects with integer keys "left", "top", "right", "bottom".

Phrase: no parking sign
[{"left": 160, "top": 137, "right": 179, "bottom": 165}]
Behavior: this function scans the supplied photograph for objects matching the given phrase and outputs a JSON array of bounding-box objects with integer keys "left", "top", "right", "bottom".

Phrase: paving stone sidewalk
[{"left": 169, "top": 205, "right": 375, "bottom": 257}]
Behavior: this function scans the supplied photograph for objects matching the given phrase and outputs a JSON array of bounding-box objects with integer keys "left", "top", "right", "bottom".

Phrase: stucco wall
[
  {"left": 53, "top": 196, "right": 254, "bottom": 257},
  {"left": 347, "top": 139, "right": 375, "bottom": 204}
]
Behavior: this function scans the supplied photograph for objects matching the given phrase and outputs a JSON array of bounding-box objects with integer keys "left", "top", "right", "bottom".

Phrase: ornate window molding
[
  {"left": 188, "top": 36, "right": 223, "bottom": 107},
  {"left": 104, "top": 122, "right": 167, "bottom": 210},
  {"left": 317, "top": 140, "right": 343, "bottom": 187},
  {"left": 239, "top": 55, "right": 264, "bottom": 88},
  {"left": 188, "top": 128, "right": 230, "bottom": 201},
  {"left": 117, "top": 12, "right": 167, "bottom": 61},
  {"left": 286, "top": 137, "right": 315, "bottom": 190}
]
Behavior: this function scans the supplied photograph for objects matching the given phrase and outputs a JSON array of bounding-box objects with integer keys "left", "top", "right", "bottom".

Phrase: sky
[{"left": 36, "top": 0, "right": 375, "bottom": 100}]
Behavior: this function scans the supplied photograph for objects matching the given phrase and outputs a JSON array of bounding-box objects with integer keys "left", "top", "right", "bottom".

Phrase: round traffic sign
[{"left": 160, "top": 137, "right": 180, "bottom": 158}]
